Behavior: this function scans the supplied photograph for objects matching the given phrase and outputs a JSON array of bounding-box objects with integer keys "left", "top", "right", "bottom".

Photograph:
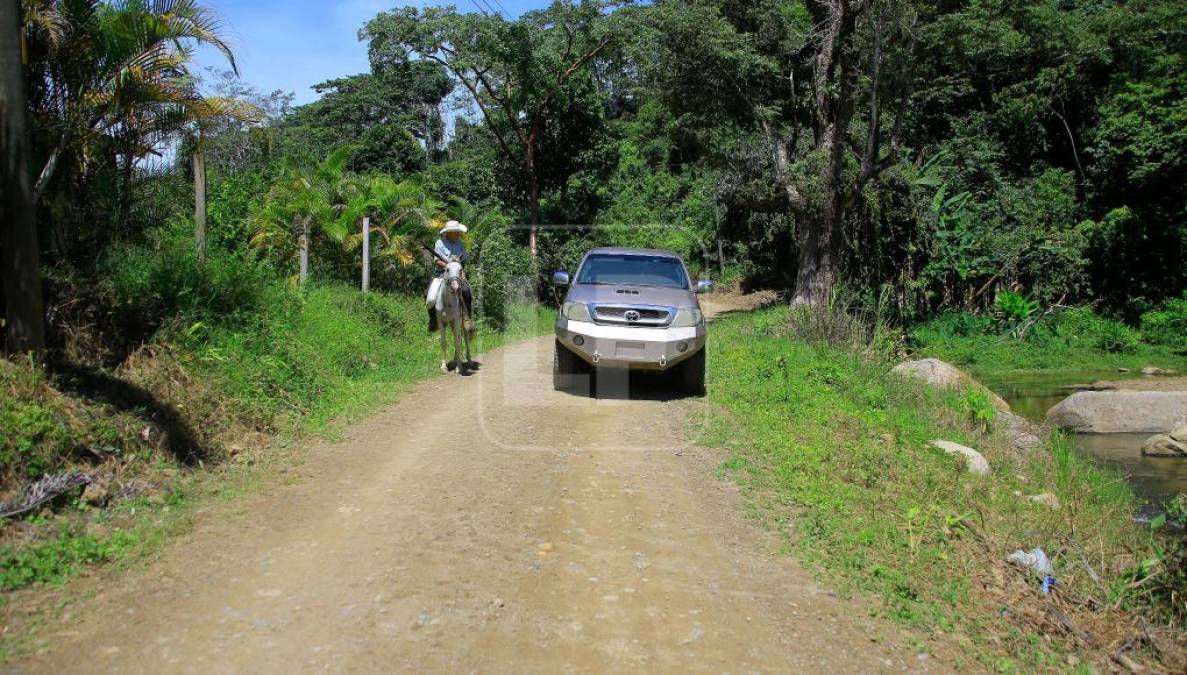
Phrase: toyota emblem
[{"left": 624, "top": 310, "right": 641, "bottom": 322}]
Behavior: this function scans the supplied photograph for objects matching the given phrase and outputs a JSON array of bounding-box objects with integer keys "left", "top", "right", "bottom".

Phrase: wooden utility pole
[
  {"left": 361, "top": 217, "right": 370, "bottom": 293},
  {"left": 193, "top": 149, "right": 207, "bottom": 262},
  {"left": 1, "top": 0, "right": 46, "bottom": 356}
]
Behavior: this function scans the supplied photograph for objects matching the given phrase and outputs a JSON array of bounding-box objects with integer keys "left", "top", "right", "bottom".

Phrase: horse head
[{"left": 445, "top": 260, "right": 464, "bottom": 292}]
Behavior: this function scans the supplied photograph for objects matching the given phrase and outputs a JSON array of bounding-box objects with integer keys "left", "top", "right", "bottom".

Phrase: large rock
[
  {"left": 1141, "top": 434, "right": 1187, "bottom": 457},
  {"left": 996, "top": 411, "right": 1044, "bottom": 454},
  {"left": 1046, "top": 391, "right": 1187, "bottom": 433},
  {"left": 930, "top": 440, "right": 991, "bottom": 475},
  {"left": 1170, "top": 425, "right": 1187, "bottom": 443},
  {"left": 892, "top": 358, "right": 1010, "bottom": 412}
]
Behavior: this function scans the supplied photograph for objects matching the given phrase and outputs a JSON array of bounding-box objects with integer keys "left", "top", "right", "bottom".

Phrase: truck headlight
[
  {"left": 670, "top": 307, "right": 703, "bottom": 327},
  {"left": 562, "top": 301, "right": 593, "bottom": 322}
]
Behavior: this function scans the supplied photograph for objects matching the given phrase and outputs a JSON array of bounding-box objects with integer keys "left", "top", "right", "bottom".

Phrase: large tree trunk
[
  {"left": 193, "top": 149, "right": 207, "bottom": 263},
  {"left": 791, "top": 201, "right": 843, "bottom": 307},
  {"left": 791, "top": 0, "right": 859, "bottom": 307},
  {"left": 1, "top": 0, "right": 46, "bottom": 356}
]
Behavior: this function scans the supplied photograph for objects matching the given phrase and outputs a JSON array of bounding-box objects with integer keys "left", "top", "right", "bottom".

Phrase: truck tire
[
  {"left": 553, "top": 339, "right": 589, "bottom": 393},
  {"left": 677, "top": 348, "right": 706, "bottom": 396}
]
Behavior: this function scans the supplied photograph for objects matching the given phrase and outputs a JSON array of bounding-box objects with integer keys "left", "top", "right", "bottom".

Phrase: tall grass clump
[{"left": 787, "top": 287, "right": 903, "bottom": 359}]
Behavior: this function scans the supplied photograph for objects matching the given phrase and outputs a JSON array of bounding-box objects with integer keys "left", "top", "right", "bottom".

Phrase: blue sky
[{"left": 195, "top": 0, "right": 550, "bottom": 105}]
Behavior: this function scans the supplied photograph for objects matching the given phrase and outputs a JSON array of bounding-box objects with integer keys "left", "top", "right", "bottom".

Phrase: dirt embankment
[{"left": 9, "top": 326, "right": 938, "bottom": 673}]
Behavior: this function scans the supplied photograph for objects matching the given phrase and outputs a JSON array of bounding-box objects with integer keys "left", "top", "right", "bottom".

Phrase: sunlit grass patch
[{"left": 697, "top": 306, "right": 1183, "bottom": 670}]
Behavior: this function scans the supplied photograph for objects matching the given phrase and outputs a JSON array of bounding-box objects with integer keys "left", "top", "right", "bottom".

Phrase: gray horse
[{"left": 435, "top": 260, "right": 475, "bottom": 372}]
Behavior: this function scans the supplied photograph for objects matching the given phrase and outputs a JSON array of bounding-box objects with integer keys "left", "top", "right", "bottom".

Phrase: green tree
[
  {"left": 250, "top": 148, "right": 354, "bottom": 283},
  {"left": 22, "top": 0, "right": 239, "bottom": 255},
  {"left": 281, "top": 63, "right": 452, "bottom": 175},
  {"left": 362, "top": 1, "right": 613, "bottom": 256}
]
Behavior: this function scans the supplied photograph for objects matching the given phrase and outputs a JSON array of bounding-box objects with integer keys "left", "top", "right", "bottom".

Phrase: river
[{"left": 977, "top": 370, "right": 1187, "bottom": 505}]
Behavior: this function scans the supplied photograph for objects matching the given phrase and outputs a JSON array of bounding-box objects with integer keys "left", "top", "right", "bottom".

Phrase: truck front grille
[{"left": 591, "top": 305, "right": 673, "bottom": 327}]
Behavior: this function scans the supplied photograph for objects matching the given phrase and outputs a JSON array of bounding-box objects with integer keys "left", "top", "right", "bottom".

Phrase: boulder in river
[
  {"left": 1141, "top": 434, "right": 1187, "bottom": 457},
  {"left": 930, "top": 440, "right": 991, "bottom": 475},
  {"left": 1046, "top": 391, "right": 1187, "bottom": 433},
  {"left": 892, "top": 358, "right": 1010, "bottom": 412}
]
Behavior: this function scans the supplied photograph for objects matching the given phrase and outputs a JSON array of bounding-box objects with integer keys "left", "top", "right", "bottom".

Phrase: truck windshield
[{"left": 576, "top": 254, "right": 689, "bottom": 289}]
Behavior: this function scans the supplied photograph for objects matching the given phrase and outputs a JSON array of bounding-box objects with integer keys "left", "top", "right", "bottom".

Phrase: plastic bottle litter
[{"left": 1006, "top": 547, "right": 1056, "bottom": 594}]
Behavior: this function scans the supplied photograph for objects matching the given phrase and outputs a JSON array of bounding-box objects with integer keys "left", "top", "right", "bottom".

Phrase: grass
[{"left": 697, "top": 305, "right": 1184, "bottom": 670}]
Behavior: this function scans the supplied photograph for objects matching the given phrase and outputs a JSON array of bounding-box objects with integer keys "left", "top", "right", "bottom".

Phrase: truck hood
[{"left": 565, "top": 284, "right": 699, "bottom": 309}]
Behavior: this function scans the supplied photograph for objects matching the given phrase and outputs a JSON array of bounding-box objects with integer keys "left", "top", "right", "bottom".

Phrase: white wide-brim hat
[{"left": 440, "top": 220, "right": 468, "bottom": 234}]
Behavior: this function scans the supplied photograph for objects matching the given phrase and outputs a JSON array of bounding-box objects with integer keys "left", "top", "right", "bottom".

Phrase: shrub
[
  {"left": 474, "top": 227, "right": 535, "bottom": 330},
  {"left": 1141, "top": 293, "right": 1187, "bottom": 350},
  {"left": 919, "top": 311, "right": 995, "bottom": 339},
  {"left": 994, "top": 290, "right": 1039, "bottom": 324},
  {"left": 1095, "top": 320, "right": 1141, "bottom": 353},
  {"left": 1046, "top": 306, "right": 1138, "bottom": 353},
  {"left": 104, "top": 223, "right": 279, "bottom": 329}
]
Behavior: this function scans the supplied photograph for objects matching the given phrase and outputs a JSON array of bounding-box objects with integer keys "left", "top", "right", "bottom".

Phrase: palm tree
[
  {"left": 22, "top": 0, "right": 239, "bottom": 213},
  {"left": 334, "top": 175, "right": 440, "bottom": 292},
  {"left": 172, "top": 96, "right": 262, "bottom": 261},
  {"left": 443, "top": 195, "right": 509, "bottom": 244},
  {"left": 249, "top": 147, "right": 353, "bottom": 284}
]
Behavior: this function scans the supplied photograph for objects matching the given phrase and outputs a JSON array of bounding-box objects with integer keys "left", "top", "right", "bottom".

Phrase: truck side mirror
[
  {"left": 552, "top": 271, "right": 570, "bottom": 286},
  {"left": 695, "top": 279, "right": 714, "bottom": 294}
]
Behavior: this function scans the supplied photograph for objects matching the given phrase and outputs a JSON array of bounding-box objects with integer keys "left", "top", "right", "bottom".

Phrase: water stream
[{"left": 977, "top": 370, "right": 1187, "bottom": 504}]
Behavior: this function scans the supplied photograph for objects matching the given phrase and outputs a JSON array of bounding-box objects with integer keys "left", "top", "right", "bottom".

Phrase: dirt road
[{"left": 15, "top": 317, "right": 930, "bottom": 673}]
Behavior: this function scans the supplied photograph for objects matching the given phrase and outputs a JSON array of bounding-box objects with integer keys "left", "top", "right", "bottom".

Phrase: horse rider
[{"left": 426, "top": 220, "right": 468, "bottom": 332}]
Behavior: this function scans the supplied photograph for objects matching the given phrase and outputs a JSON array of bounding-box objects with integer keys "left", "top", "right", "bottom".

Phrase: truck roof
[{"left": 584, "top": 247, "right": 682, "bottom": 259}]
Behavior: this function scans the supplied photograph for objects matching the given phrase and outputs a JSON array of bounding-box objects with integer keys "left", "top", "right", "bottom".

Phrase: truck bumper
[{"left": 555, "top": 316, "right": 706, "bottom": 371}]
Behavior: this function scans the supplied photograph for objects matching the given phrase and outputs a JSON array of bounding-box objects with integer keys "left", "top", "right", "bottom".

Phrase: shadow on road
[{"left": 555, "top": 368, "right": 693, "bottom": 402}]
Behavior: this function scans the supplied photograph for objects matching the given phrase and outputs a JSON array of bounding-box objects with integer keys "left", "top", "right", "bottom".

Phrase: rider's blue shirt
[{"left": 434, "top": 238, "right": 466, "bottom": 276}]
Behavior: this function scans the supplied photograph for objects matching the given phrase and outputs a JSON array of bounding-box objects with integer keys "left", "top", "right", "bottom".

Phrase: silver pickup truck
[{"left": 552, "top": 247, "right": 712, "bottom": 395}]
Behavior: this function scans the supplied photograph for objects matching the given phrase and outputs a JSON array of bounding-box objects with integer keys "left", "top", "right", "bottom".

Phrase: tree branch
[
  {"left": 558, "top": 34, "right": 613, "bottom": 84},
  {"left": 427, "top": 54, "right": 519, "bottom": 163}
]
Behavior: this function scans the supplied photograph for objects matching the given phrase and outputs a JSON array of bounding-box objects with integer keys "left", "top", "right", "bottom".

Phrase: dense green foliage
[
  {"left": 12, "top": 0, "right": 1184, "bottom": 337},
  {"left": 910, "top": 305, "right": 1187, "bottom": 374}
]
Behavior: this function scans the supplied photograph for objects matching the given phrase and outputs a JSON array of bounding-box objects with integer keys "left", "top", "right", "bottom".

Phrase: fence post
[
  {"left": 361, "top": 216, "right": 370, "bottom": 293},
  {"left": 298, "top": 215, "right": 309, "bottom": 283}
]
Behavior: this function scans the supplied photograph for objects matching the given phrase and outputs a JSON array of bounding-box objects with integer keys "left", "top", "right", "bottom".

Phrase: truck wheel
[
  {"left": 553, "top": 340, "right": 588, "bottom": 393},
  {"left": 677, "top": 348, "right": 706, "bottom": 396}
]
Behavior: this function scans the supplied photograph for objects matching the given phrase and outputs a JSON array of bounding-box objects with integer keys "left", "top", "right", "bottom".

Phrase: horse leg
[
  {"left": 463, "top": 324, "right": 472, "bottom": 368},
  {"left": 452, "top": 317, "right": 463, "bottom": 373},
  {"left": 439, "top": 314, "right": 450, "bottom": 372}
]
